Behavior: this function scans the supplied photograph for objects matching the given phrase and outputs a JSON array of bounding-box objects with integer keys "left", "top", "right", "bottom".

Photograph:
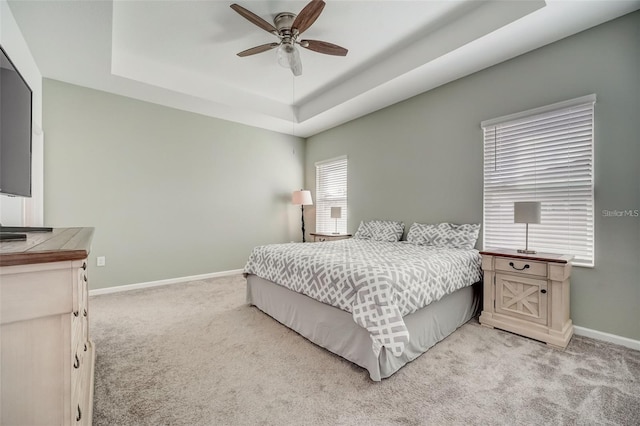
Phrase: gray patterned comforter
[{"left": 244, "top": 239, "right": 481, "bottom": 357}]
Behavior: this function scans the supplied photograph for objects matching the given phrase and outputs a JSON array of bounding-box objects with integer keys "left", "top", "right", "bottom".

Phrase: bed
[{"left": 243, "top": 221, "right": 483, "bottom": 381}]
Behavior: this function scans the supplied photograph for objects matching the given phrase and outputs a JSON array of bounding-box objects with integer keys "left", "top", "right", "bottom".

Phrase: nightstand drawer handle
[
  {"left": 82, "top": 262, "right": 87, "bottom": 270},
  {"left": 76, "top": 405, "right": 82, "bottom": 421},
  {"left": 73, "top": 354, "right": 80, "bottom": 369},
  {"left": 541, "top": 289, "right": 547, "bottom": 294},
  {"left": 509, "top": 262, "right": 530, "bottom": 271}
]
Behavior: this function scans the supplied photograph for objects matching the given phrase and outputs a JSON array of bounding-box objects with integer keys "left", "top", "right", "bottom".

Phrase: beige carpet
[{"left": 90, "top": 275, "right": 640, "bottom": 425}]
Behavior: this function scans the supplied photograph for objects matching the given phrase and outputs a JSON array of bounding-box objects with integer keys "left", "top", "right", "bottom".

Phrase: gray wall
[
  {"left": 305, "top": 12, "right": 640, "bottom": 340},
  {"left": 43, "top": 79, "right": 305, "bottom": 290}
]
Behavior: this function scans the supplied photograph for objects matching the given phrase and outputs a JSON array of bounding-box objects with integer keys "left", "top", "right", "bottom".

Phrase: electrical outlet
[{"left": 96, "top": 256, "right": 106, "bottom": 267}]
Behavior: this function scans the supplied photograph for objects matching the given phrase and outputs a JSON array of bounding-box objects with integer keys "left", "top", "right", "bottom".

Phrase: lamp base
[{"left": 517, "top": 249, "right": 537, "bottom": 254}]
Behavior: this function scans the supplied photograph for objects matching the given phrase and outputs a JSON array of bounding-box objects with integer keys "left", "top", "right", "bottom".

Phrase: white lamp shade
[
  {"left": 330, "top": 207, "right": 342, "bottom": 219},
  {"left": 514, "top": 202, "right": 541, "bottom": 224},
  {"left": 292, "top": 190, "right": 313, "bottom": 206}
]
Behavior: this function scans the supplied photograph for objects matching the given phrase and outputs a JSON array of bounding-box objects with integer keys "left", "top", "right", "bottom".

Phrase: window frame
[
  {"left": 315, "top": 156, "right": 348, "bottom": 235},
  {"left": 481, "top": 94, "right": 596, "bottom": 267}
]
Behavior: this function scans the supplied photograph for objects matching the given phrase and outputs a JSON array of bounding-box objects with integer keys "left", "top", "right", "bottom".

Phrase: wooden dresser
[{"left": 1, "top": 227, "right": 95, "bottom": 425}]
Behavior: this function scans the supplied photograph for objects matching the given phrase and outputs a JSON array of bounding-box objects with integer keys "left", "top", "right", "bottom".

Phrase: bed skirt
[{"left": 246, "top": 274, "right": 480, "bottom": 381}]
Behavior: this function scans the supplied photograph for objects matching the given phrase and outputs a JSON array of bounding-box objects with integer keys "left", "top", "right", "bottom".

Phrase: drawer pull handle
[
  {"left": 82, "top": 262, "right": 87, "bottom": 270},
  {"left": 509, "top": 262, "right": 530, "bottom": 271},
  {"left": 76, "top": 405, "right": 82, "bottom": 421},
  {"left": 83, "top": 309, "right": 87, "bottom": 317},
  {"left": 541, "top": 289, "right": 547, "bottom": 294},
  {"left": 73, "top": 311, "right": 79, "bottom": 317},
  {"left": 84, "top": 275, "right": 88, "bottom": 282},
  {"left": 84, "top": 343, "right": 88, "bottom": 352},
  {"left": 73, "top": 354, "right": 80, "bottom": 369}
]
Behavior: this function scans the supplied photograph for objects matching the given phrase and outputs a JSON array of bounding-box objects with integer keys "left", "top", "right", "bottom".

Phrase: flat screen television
[{"left": 0, "top": 44, "right": 33, "bottom": 198}]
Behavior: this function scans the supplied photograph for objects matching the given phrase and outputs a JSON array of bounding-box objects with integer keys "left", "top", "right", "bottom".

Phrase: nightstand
[
  {"left": 479, "top": 248, "right": 574, "bottom": 348},
  {"left": 310, "top": 232, "right": 352, "bottom": 242}
]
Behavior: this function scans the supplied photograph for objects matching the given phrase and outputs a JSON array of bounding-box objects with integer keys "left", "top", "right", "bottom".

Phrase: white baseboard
[
  {"left": 89, "top": 269, "right": 244, "bottom": 296},
  {"left": 574, "top": 325, "right": 640, "bottom": 351}
]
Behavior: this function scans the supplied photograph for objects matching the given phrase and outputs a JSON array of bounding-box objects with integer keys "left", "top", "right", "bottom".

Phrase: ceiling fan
[{"left": 230, "top": 0, "right": 348, "bottom": 76}]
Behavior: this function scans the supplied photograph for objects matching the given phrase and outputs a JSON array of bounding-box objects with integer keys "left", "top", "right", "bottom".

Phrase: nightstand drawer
[
  {"left": 495, "top": 257, "right": 547, "bottom": 278},
  {"left": 310, "top": 233, "right": 352, "bottom": 242}
]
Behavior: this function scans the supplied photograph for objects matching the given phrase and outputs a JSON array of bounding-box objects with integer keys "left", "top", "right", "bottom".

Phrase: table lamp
[
  {"left": 331, "top": 207, "right": 342, "bottom": 234},
  {"left": 514, "top": 201, "right": 541, "bottom": 254}
]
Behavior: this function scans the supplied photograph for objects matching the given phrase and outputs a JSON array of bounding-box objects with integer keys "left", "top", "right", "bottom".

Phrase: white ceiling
[{"left": 7, "top": 0, "right": 640, "bottom": 138}]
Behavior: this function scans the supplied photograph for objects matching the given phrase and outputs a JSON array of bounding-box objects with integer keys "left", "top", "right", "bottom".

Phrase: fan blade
[
  {"left": 237, "top": 43, "right": 280, "bottom": 57},
  {"left": 292, "top": 0, "right": 325, "bottom": 35},
  {"left": 230, "top": 4, "right": 277, "bottom": 34},
  {"left": 300, "top": 40, "right": 348, "bottom": 56}
]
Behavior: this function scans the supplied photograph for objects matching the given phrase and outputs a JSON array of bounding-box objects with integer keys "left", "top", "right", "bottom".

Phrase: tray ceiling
[{"left": 7, "top": 0, "right": 640, "bottom": 137}]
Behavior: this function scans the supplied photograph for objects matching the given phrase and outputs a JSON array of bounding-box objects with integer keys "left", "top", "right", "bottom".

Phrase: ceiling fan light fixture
[{"left": 277, "top": 42, "right": 303, "bottom": 76}]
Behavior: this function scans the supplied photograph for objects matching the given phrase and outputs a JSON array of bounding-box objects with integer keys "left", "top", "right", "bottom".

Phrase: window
[
  {"left": 315, "top": 156, "right": 347, "bottom": 234},
  {"left": 482, "top": 94, "right": 595, "bottom": 266}
]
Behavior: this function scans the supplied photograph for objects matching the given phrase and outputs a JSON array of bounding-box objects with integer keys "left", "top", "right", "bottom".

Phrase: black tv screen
[{"left": 0, "top": 45, "right": 32, "bottom": 198}]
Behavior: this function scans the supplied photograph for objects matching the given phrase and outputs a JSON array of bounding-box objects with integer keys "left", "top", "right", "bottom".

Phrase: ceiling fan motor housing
[{"left": 274, "top": 12, "right": 297, "bottom": 33}]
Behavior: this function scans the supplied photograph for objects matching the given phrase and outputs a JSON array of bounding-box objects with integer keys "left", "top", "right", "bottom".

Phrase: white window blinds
[
  {"left": 482, "top": 94, "right": 595, "bottom": 266},
  {"left": 315, "top": 156, "right": 348, "bottom": 234}
]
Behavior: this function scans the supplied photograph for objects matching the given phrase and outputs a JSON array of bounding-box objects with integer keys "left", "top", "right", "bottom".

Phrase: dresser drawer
[
  {"left": 73, "top": 341, "right": 92, "bottom": 426},
  {"left": 71, "top": 365, "right": 82, "bottom": 423},
  {"left": 72, "top": 361, "right": 86, "bottom": 425},
  {"left": 495, "top": 257, "right": 547, "bottom": 278},
  {"left": 71, "top": 336, "right": 90, "bottom": 425},
  {"left": 1, "top": 263, "right": 75, "bottom": 324},
  {"left": 75, "top": 263, "right": 87, "bottom": 313},
  {"left": 71, "top": 339, "right": 84, "bottom": 385},
  {"left": 81, "top": 269, "right": 89, "bottom": 343},
  {"left": 71, "top": 314, "right": 83, "bottom": 353},
  {"left": 311, "top": 233, "right": 352, "bottom": 242}
]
